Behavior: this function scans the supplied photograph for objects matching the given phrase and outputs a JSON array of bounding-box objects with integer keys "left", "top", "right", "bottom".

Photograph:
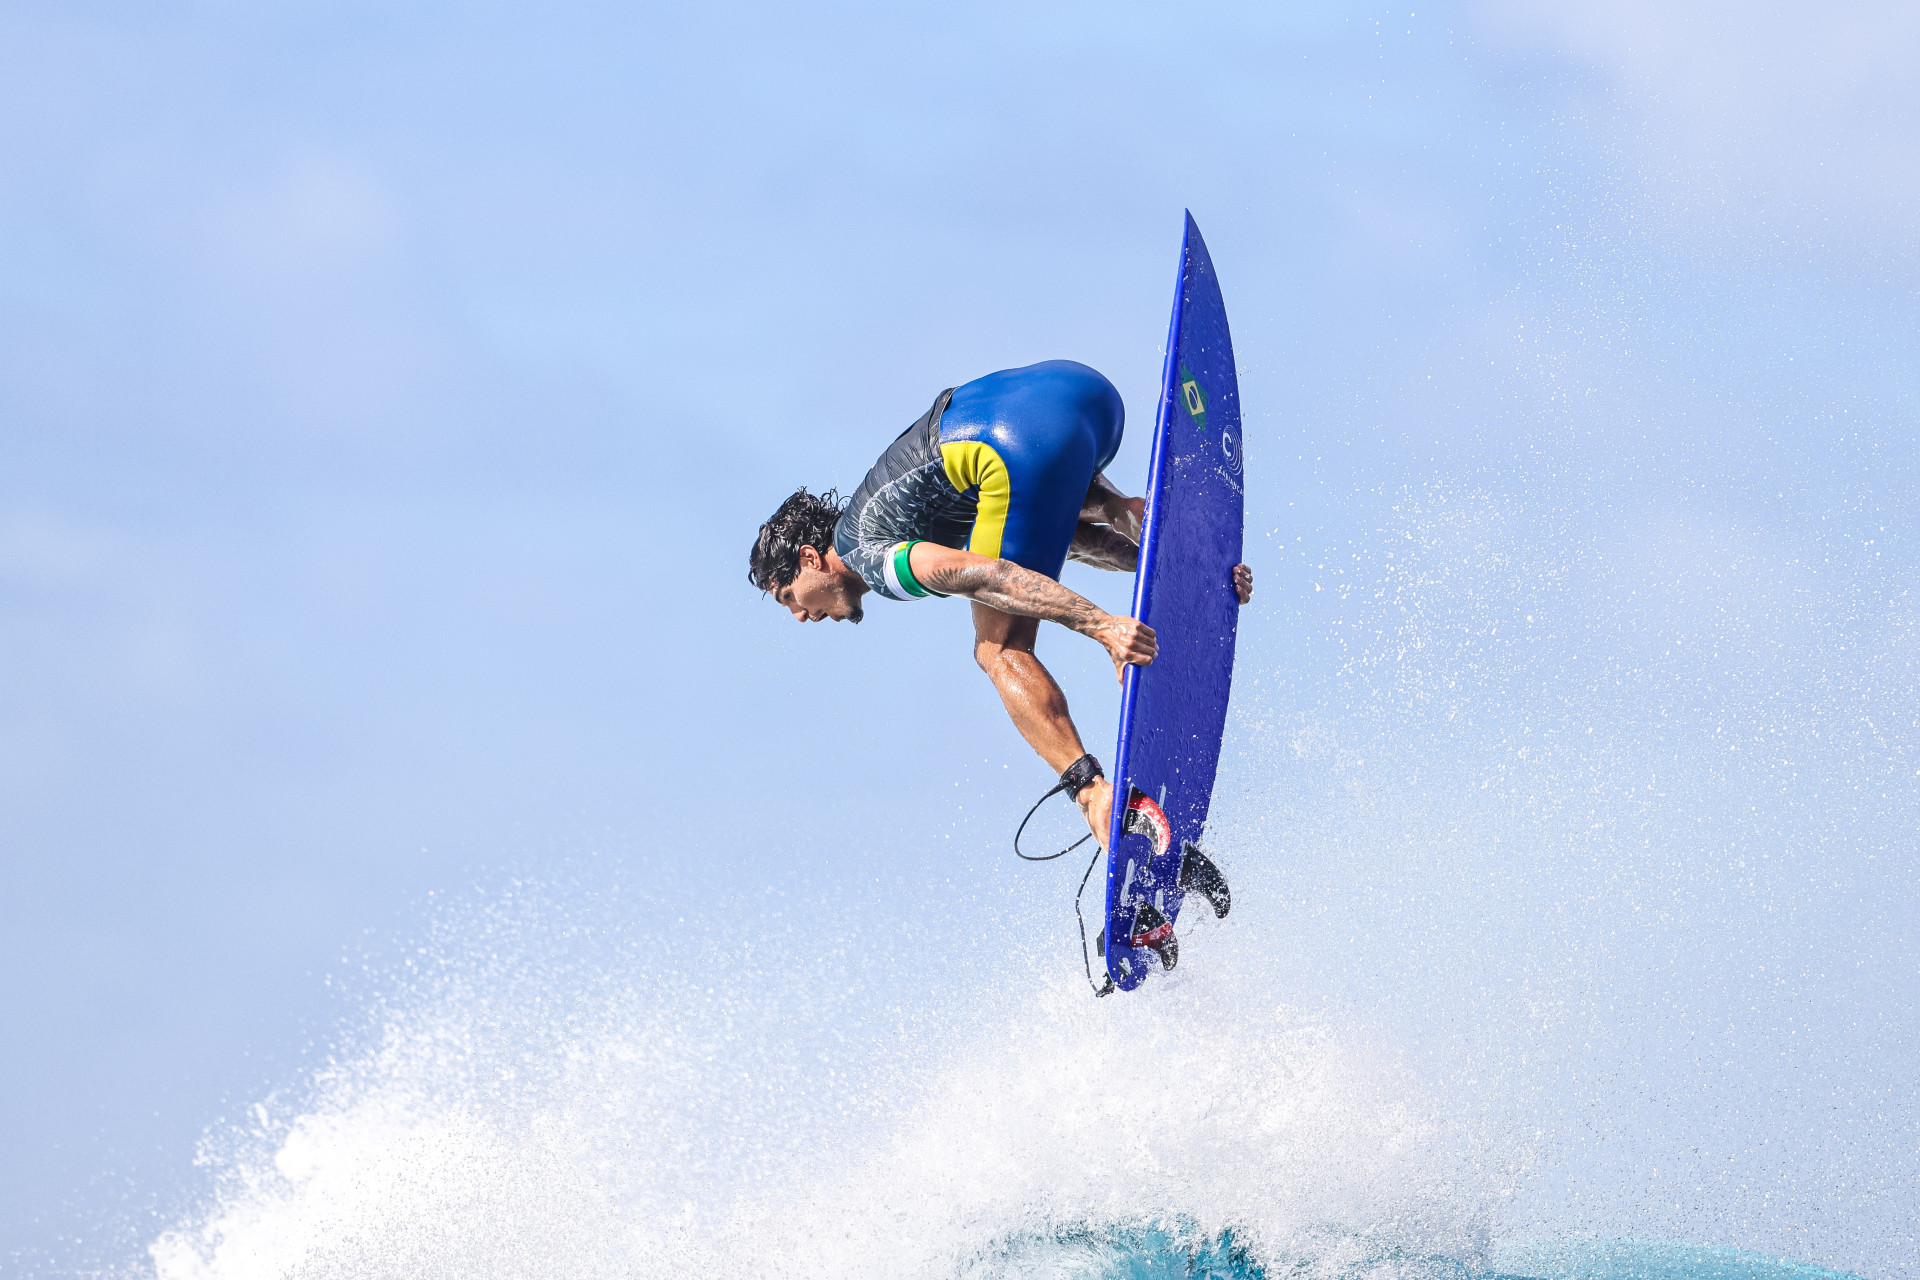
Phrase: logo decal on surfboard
[
  {"left": 1221, "top": 426, "right": 1242, "bottom": 476},
  {"left": 1178, "top": 365, "right": 1207, "bottom": 429}
]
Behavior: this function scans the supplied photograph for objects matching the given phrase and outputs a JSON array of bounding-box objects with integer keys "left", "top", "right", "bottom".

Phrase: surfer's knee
[
  {"left": 972, "top": 624, "right": 1038, "bottom": 682},
  {"left": 973, "top": 634, "right": 1020, "bottom": 671}
]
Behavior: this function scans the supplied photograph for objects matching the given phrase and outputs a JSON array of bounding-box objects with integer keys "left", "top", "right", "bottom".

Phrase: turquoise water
[
  {"left": 966, "top": 1229, "right": 1865, "bottom": 1280},
  {"left": 1492, "top": 1241, "right": 1866, "bottom": 1280}
]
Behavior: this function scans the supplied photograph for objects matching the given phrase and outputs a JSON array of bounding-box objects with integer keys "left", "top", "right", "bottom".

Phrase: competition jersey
[{"left": 833, "top": 360, "right": 1126, "bottom": 604}]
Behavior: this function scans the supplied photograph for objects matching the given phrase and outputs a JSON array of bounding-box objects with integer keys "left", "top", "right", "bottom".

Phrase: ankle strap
[{"left": 1059, "top": 753, "right": 1104, "bottom": 800}]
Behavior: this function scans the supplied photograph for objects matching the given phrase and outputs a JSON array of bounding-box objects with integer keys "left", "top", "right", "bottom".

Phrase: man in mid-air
[{"left": 750, "top": 359, "right": 1253, "bottom": 855}]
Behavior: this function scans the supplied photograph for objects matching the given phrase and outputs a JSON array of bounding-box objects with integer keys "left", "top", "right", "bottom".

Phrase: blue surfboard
[{"left": 1102, "top": 213, "right": 1245, "bottom": 992}]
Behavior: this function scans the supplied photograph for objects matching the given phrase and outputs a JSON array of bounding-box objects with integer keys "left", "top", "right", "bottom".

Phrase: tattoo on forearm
[{"left": 923, "top": 559, "right": 1106, "bottom": 633}]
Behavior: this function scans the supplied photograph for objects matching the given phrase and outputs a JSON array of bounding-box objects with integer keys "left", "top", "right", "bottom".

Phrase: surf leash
[
  {"left": 1073, "top": 845, "right": 1116, "bottom": 997},
  {"left": 1012, "top": 753, "right": 1103, "bottom": 862},
  {"left": 1012, "top": 755, "right": 1117, "bottom": 996}
]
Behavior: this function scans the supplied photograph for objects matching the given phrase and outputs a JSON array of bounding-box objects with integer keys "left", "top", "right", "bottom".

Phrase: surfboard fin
[
  {"left": 1128, "top": 900, "right": 1179, "bottom": 971},
  {"left": 1178, "top": 842, "right": 1231, "bottom": 919},
  {"left": 1122, "top": 788, "right": 1171, "bottom": 857}
]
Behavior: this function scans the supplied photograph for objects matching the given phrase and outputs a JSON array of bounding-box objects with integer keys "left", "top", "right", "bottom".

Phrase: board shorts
[{"left": 834, "top": 360, "right": 1126, "bottom": 602}]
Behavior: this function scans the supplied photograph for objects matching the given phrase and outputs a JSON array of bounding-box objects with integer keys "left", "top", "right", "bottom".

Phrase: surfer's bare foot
[
  {"left": 1233, "top": 563, "right": 1253, "bottom": 604},
  {"left": 1077, "top": 776, "right": 1114, "bottom": 850}
]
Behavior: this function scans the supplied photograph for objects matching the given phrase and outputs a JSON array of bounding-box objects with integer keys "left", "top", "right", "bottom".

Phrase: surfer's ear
[
  {"left": 797, "top": 545, "right": 824, "bottom": 573},
  {"left": 748, "top": 486, "right": 846, "bottom": 593}
]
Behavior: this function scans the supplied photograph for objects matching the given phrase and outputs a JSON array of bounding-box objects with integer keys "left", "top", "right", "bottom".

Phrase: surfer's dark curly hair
[{"left": 749, "top": 487, "right": 848, "bottom": 592}]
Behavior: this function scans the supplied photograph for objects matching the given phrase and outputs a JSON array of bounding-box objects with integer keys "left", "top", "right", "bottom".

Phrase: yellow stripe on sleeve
[{"left": 940, "top": 441, "right": 1011, "bottom": 560}]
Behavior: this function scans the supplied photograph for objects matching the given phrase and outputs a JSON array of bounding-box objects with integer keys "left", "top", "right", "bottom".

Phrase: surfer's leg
[
  {"left": 1072, "top": 472, "right": 1146, "bottom": 571},
  {"left": 1066, "top": 520, "right": 1138, "bottom": 572},
  {"left": 971, "top": 601, "right": 1113, "bottom": 849},
  {"left": 1080, "top": 472, "right": 1144, "bottom": 547},
  {"left": 954, "top": 364, "right": 1129, "bottom": 849},
  {"left": 1078, "top": 775, "right": 1114, "bottom": 852},
  {"left": 971, "top": 604, "right": 1083, "bottom": 769}
]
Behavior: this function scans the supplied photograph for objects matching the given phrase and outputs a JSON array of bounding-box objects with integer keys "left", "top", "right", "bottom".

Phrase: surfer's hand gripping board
[{"left": 908, "top": 542, "right": 1158, "bottom": 682}]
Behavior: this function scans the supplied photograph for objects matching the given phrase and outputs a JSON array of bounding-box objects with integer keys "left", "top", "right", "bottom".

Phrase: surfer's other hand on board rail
[{"left": 1234, "top": 562, "right": 1253, "bottom": 605}]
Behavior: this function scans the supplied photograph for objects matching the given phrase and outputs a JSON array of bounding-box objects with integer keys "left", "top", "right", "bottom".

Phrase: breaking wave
[
  {"left": 140, "top": 882, "right": 1517, "bottom": 1280},
  {"left": 136, "top": 881, "right": 1877, "bottom": 1280}
]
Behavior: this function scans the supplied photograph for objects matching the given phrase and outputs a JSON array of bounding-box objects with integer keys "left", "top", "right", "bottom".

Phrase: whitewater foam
[{"left": 146, "top": 888, "right": 1513, "bottom": 1280}]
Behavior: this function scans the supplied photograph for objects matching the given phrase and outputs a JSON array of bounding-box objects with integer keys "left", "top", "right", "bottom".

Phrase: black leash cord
[
  {"left": 1073, "top": 844, "right": 1117, "bottom": 997},
  {"left": 1013, "top": 754, "right": 1103, "bottom": 862},
  {"left": 1013, "top": 753, "right": 1116, "bottom": 996},
  {"left": 1013, "top": 790, "right": 1094, "bottom": 861}
]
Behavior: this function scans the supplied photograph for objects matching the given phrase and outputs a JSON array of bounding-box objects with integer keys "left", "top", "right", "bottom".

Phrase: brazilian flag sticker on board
[{"left": 1178, "top": 364, "right": 1207, "bottom": 430}]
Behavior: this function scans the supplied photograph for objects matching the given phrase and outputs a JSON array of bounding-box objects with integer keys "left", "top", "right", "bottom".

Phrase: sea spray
[{"left": 148, "top": 884, "right": 1515, "bottom": 1280}]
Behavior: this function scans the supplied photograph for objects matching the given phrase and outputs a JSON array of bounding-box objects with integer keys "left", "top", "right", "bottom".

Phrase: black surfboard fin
[
  {"left": 1128, "top": 900, "right": 1179, "bottom": 971},
  {"left": 1178, "top": 842, "right": 1231, "bottom": 919}
]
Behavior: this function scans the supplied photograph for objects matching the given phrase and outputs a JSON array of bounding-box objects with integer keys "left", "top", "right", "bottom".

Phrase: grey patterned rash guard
[{"left": 833, "top": 388, "right": 968, "bottom": 602}]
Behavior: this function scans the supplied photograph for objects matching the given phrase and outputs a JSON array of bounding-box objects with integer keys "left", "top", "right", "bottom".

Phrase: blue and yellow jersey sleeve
[
  {"left": 940, "top": 441, "right": 1011, "bottom": 560},
  {"left": 832, "top": 362, "right": 1126, "bottom": 603}
]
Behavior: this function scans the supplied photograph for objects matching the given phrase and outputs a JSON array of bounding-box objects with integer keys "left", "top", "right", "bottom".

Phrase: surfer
[{"left": 749, "top": 359, "right": 1253, "bottom": 852}]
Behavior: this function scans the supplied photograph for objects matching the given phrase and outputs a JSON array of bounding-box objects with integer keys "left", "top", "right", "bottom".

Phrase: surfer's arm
[{"left": 908, "top": 542, "right": 1156, "bottom": 680}]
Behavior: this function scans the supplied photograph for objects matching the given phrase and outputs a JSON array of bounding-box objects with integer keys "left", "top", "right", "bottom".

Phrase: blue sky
[{"left": 3, "top": 1, "right": 1916, "bottom": 1275}]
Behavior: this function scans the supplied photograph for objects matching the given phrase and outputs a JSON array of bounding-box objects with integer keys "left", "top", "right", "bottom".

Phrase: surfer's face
[{"left": 774, "top": 547, "right": 864, "bottom": 625}]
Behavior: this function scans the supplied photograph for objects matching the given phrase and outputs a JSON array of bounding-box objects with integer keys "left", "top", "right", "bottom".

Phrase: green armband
[{"left": 883, "top": 541, "right": 948, "bottom": 599}]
